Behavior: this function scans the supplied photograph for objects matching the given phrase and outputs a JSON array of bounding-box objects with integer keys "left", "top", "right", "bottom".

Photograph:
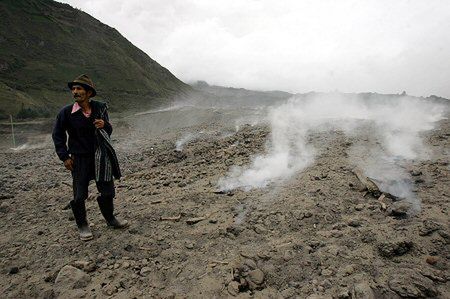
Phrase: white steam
[
  {"left": 218, "top": 94, "right": 446, "bottom": 192},
  {"left": 10, "top": 135, "right": 53, "bottom": 151},
  {"left": 175, "top": 132, "right": 202, "bottom": 151}
]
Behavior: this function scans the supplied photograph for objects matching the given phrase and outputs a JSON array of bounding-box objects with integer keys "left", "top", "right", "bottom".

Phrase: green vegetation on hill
[{"left": 0, "top": 0, "right": 190, "bottom": 119}]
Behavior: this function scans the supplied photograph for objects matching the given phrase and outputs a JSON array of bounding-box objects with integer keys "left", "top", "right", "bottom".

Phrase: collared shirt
[{"left": 71, "top": 102, "right": 92, "bottom": 117}]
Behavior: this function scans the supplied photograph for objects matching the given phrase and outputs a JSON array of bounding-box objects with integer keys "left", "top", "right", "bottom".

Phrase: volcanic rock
[
  {"left": 54, "top": 265, "right": 91, "bottom": 289},
  {"left": 248, "top": 269, "right": 265, "bottom": 285},
  {"left": 388, "top": 270, "right": 438, "bottom": 298},
  {"left": 227, "top": 281, "right": 240, "bottom": 296},
  {"left": 425, "top": 256, "right": 439, "bottom": 265},
  {"left": 102, "top": 283, "right": 118, "bottom": 296},
  {"left": 72, "top": 260, "right": 96, "bottom": 273},
  {"left": 347, "top": 218, "right": 363, "bottom": 227},
  {"left": 410, "top": 169, "right": 422, "bottom": 176},
  {"left": 243, "top": 259, "right": 257, "bottom": 270},
  {"left": 140, "top": 266, "right": 152, "bottom": 276},
  {"left": 387, "top": 201, "right": 411, "bottom": 218},
  {"left": 0, "top": 202, "right": 10, "bottom": 213},
  {"left": 419, "top": 219, "right": 443, "bottom": 236},
  {"left": 186, "top": 217, "right": 206, "bottom": 225},
  {"left": 306, "top": 295, "right": 333, "bottom": 299},
  {"left": 8, "top": 266, "right": 19, "bottom": 274},
  {"left": 350, "top": 282, "right": 375, "bottom": 299},
  {"left": 377, "top": 240, "right": 413, "bottom": 258}
]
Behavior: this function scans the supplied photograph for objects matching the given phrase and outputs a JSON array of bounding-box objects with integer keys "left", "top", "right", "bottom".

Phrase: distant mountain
[
  {"left": 191, "top": 81, "right": 449, "bottom": 108},
  {"left": 0, "top": 0, "right": 191, "bottom": 119},
  {"left": 191, "top": 81, "right": 293, "bottom": 107}
]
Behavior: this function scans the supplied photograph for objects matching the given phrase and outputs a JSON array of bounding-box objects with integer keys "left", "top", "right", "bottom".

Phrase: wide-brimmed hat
[{"left": 68, "top": 74, "right": 96, "bottom": 97}]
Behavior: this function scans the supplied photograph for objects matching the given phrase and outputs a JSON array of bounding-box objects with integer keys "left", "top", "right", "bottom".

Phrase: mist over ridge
[{"left": 60, "top": 0, "right": 450, "bottom": 98}]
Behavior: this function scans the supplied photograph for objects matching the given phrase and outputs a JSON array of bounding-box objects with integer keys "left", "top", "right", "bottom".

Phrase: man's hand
[
  {"left": 64, "top": 158, "right": 74, "bottom": 171},
  {"left": 94, "top": 119, "right": 105, "bottom": 129}
]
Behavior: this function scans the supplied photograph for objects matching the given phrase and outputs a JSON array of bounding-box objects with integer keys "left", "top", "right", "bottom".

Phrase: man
[{"left": 52, "top": 74, "right": 128, "bottom": 241}]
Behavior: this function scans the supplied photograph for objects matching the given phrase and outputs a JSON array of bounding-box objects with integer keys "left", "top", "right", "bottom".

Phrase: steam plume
[{"left": 218, "top": 93, "right": 446, "bottom": 194}]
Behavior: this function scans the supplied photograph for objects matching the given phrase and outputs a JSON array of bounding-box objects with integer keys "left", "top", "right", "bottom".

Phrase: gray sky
[{"left": 59, "top": 0, "right": 450, "bottom": 98}]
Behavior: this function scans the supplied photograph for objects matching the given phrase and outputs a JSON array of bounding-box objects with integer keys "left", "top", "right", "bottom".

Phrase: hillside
[{"left": 0, "top": 0, "right": 190, "bottom": 119}]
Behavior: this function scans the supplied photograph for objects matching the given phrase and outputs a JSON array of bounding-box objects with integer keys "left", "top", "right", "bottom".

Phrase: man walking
[{"left": 52, "top": 74, "right": 128, "bottom": 241}]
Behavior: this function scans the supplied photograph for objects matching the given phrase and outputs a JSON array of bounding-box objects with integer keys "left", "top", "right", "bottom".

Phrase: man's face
[{"left": 71, "top": 85, "right": 92, "bottom": 103}]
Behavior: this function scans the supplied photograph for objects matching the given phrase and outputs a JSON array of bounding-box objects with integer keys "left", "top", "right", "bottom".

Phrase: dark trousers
[{"left": 72, "top": 154, "right": 115, "bottom": 203}]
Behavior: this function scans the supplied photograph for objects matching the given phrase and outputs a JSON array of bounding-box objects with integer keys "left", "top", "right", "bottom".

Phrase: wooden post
[{"left": 10, "top": 114, "right": 16, "bottom": 148}]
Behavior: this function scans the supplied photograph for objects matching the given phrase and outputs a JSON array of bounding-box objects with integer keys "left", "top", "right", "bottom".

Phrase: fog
[{"left": 59, "top": 0, "right": 450, "bottom": 98}]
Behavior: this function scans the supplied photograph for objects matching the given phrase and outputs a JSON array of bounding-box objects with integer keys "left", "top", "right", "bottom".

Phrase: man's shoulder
[
  {"left": 91, "top": 100, "right": 109, "bottom": 118},
  {"left": 57, "top": 104, "right": 74, "bottom": 116},
  {"left": 90, "top": 99, "right": 108, "bottom": 109}
]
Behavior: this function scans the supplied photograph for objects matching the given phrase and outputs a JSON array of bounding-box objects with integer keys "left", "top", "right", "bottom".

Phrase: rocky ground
[{"left": 0, "top": 106, "right": 449, "bottom": 298}]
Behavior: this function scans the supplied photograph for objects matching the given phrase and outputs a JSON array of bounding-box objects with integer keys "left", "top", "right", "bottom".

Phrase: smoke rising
[
  {"left": 218, "top": 94, "right": 446, "bottom": 197},
  {"left": 175, "top": 132, "right": 203, "bottom": 151}
]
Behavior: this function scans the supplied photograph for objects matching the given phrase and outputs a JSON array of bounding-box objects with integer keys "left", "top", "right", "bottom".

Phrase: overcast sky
[{"left": 59, "top": 0, "right": 450, "bottom": 98}]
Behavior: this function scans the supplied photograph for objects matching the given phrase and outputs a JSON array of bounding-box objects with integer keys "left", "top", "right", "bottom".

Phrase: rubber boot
[
  {"left": 70, "top": 200, "right": 93, "bottom": 241},
  {"left": 97, "top": 196, "right": 129, "bottom": 229}
]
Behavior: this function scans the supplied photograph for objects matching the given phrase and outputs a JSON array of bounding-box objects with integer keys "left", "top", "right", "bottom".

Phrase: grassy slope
[{"left": 0, "top": 0, "right": 191, "bottom": 119}]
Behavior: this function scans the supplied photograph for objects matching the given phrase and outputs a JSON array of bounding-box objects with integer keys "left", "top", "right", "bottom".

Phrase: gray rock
[
  {"left": 72, "top": 260, "right": 96, "bottom": 273},
  {"left": 227, "top": 281, "right": 240, "bottom": 296},
  {"left": 347, "top": 218, "right": 363, "bottom": 227},
  {"left": 351, "top": 282, "right": 375, "bottom": 299},
  {"left": 54, "top": 265, "right": 91, "bottom": 289},
  {"left": 377, "top": 240, "right": 413, "bottom": 258},
  {"left": 388, "top": 270, "right": 438, "bottom": 298},
  {"left": 8, "top": 266, "right": 19, "bottom": 274},
  {"left": 387, "top": 201, "right": 411, "bottom": 217},
  {"left": 341, "top": 264, "right": 355, "bottom": 276},
  {"left": 410, "top": 169, "right": 422, "bottom": 176},
  {"left": 306, "top": 295, "right": 332, "bottom": 299},
  {"left": 320, "top": 279, "right": 332, "bottom": 289},
  {"left": 420, "top": 269, "right": 447, "bottom": 283},
  {"left": 102, "top": 283, "right": 118, "bottom": 296},
  {"left": 437, "top": 230, "right": 450, "bottom": 241},
  {"left": 243, "top": 259, "right": 257, "bottom": 270},
  {"left": 337, "top": 289, "right": 351, "bottom": 299},
  {"left": 254, "top": 224, "right": 268, "bottom": 234},
  {"left": 140, "top": 266, "right": 152, "bottom": 276},
  {"left": 248, "top": 269, "right": 265, "bottom": 285},
  {"left": 320, "top": 268, "right": 333, "bottom": 276},
  {"left": 419, "top": 219, "right": 443, "bottom": 236},
  {"left": 280, "top": 287, "right": 296, "bottom": 298},
  {"left": 354, "top": 204, "right": 364, "bottom": 211},
  {"left": 186, "top": 217, "right": 206, "bottom": 225},
  {"left": 0, "top": 202, "right": 10, "bottom": 213}
]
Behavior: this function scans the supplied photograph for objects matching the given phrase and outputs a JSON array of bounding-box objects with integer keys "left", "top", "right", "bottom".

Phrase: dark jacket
[{"left": 52, "top": 100, "right": 112, "bottom": 162}]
